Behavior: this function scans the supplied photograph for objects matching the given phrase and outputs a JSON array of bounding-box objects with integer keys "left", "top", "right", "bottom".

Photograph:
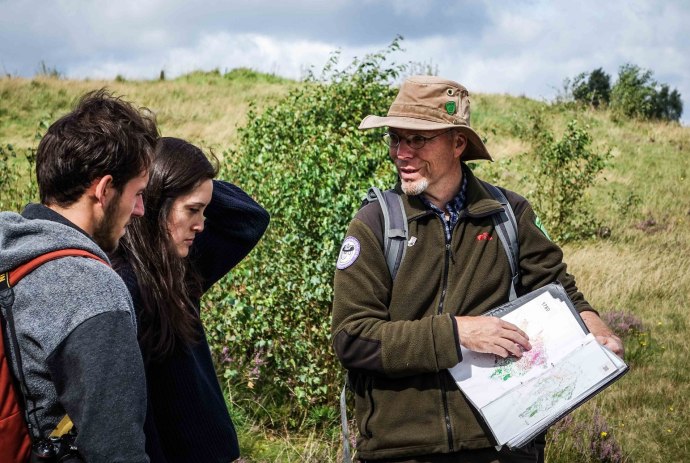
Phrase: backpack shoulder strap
[
  {"left": 480, "top": 181, "right": 520, "bottom": 301},
  {"left": 365, "top": 187, "right": 408, "bottom": 281},
  {"left": 1, "top": 248, "right": 108, "bottom": 290},
  {"left": 342, "top": 189, "right": 408, "bottom": 461},
  {"left": 340, "top": 381, "right": 352, "bottom": 463},
  {"left": 0, "top": 248, "right": 108, "bottom": 445},
  {"left": 0, "top": 313, "right": 32, "bottom": 462}
]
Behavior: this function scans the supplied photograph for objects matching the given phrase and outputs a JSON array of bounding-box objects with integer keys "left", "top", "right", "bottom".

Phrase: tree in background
[
  {"left": 651, "top": 83, "right": 683, "bottom": 121},
  {"left": 572, "top": 68, "right": 611, "bottom": 108},
  {"left": 610, "top": 63, "right": 683, "bottom": 122},
  {"left": 566, "top": 64, "right": 683, "bottom": 122}
]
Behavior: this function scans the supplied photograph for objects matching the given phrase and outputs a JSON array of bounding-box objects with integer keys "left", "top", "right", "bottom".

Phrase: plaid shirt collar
[{"left": 418, "top": 166, "right": 469, "bottom": 235}]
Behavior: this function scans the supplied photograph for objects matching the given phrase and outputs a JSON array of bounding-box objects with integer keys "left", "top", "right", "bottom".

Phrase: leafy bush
[
  {"left": 515, "top": 111, "right": 610, "bottom": 242},
  {"left": 610, "top": 64, "right": 683, "bottom": 122},
  {"left": 201, "top": 39, "right": 403, "bottom": 427},
  {"left": 0, "top": 121, "right": 45, "bottom": 211}
]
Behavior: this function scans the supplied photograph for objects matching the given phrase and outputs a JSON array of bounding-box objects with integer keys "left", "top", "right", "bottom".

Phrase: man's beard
[
  {"left": 92, "top": 195, "right": 122, "bottom": 252},
  {"left": 400, "top": 178, "right": 429, "bottom": 196}
]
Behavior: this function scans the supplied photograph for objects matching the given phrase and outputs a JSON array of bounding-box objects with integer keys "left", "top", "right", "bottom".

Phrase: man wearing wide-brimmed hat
[{"left": 331, "top": 76, "right": 623, "bottom": 462}]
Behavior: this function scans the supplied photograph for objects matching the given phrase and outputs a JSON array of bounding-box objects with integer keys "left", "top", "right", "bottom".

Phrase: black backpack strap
[
  {"left": 480, "top": 181, "right": 520, "bottom": 301},
  {"left": 1, "top": 284, "right": 37, "bottom": 436},
  {"left": 365, "top": 187, "right": 408, "bottom": 280}
]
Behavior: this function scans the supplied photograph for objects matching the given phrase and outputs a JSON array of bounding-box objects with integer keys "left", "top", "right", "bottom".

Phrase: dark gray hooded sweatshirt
[{"left": 0, "top": 204, "right": 148, "bottom": 462}]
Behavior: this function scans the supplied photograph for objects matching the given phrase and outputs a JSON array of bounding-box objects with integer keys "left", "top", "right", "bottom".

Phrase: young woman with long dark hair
[{"left": 111, "top": 137, "right": 269, "bottom": 462}]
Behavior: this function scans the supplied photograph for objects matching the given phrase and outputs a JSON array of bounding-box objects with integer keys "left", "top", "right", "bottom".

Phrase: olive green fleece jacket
[{"left": 331, "top": 167, "right": 593, "bottom": 461}]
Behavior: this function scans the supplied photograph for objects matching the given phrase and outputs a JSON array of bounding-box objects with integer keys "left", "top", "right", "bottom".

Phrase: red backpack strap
[
  {"left": 0, "top": 249, "right": 108, "bottom": 461},
  {"left": 1, "top": 249, "right": 109, "bottom": 290},
  {"left": 0, "top": 331, "right": 32, "bottom": 463}
]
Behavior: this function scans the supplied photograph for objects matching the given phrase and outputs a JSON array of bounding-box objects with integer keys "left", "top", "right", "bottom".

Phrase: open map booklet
[{"left": 448, "top": 283, "right": 628, "bottom": 449}]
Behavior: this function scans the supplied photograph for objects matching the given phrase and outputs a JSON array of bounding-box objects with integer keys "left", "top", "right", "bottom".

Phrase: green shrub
[
  {"left": 201, "top": 38, "right": 404, "bottom": 428},
  {"left": 0, "top": 120, "right": 44, "bottom": 211},
  {"left": 515, "top": 111, "right": 610, "bottom": 242}
]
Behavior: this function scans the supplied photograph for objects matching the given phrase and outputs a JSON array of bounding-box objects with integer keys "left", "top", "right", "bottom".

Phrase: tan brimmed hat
[{"left": 359, "top": 75, "right": 492, "bottom": 161}]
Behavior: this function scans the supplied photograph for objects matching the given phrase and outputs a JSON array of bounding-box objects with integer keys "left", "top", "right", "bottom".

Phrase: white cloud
[
  {"left": 1, "top": 0, "right": 688, "bottom": 123},
  {"left": 396, "top": 0, "right": 690, "bottom": 122},
  {"left": 64, "top": 32, "right": 364, "bottom": 81}
]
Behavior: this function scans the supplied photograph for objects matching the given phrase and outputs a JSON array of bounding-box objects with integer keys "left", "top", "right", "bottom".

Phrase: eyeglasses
[{"left": 382, "top": 129, "right": 453, "bottom": 150}]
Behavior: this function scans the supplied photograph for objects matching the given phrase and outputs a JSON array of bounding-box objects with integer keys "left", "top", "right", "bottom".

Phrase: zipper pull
[{"left": 446, "top": 243, "right": 456, "bottom": 264}]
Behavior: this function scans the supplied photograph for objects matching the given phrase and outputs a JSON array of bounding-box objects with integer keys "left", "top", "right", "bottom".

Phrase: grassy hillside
[
  {"left": 0, "top": 69, "right": 294, "bottom": 152},
  {"left": 1, "top": 72, "right": 688, "bottom": 462}
]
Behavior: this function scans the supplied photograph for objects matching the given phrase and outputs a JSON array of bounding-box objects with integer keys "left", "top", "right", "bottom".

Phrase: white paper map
[
  {"left": 480, "top": 337, "right": 621, "bottom": 446},
  {"left": 448, "top": 285, "right": 628, "bottom": 448},
  {"left": 449, "top": 291, "right": 587, "bottom": 409}
]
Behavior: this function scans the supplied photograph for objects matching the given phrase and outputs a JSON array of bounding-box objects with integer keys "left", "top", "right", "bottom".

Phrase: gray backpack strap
[
  {"left": 340, "top": 381, "right": 352, "bottom": 463},
  {"left": 340, "top": 188, "right": 409, "bottom": 461},
  {"left": 481, "top": 181, "right": 520, "bottom": 301},
  {"left": 366, "top": 187, "right": 408, "bottom": 280}
]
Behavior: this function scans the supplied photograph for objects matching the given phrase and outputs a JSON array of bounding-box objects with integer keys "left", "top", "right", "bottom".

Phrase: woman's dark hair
[
  {"left": 36, "top": 88, "right": 157, "bottom": 206},
  {"left": 116, "top": 137, "right": 219, "bottom": 359}
]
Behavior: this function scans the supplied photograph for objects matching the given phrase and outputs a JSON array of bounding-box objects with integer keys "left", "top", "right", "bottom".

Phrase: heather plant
[
  {"left": 602, "top": 310, "right": 658, "bottom": 367},
  {"left": 547, "top": 408, "right": 625, "bottom": 463},
  {"left": 201, "top": 38, "right": 404, "bottom": 427},
  {"left": 601, "top": 310, "right": 645, "bottom": 337}
]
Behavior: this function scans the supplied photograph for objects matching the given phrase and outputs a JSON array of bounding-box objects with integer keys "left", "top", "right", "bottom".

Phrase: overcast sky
[{"left": 1, "top": 0, "right": 688, "bottom": 124}]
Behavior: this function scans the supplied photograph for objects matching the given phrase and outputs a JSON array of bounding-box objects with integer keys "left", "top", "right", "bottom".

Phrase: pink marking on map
[{"left": 491, "top": 337, "right": 548, "bottom": 381}]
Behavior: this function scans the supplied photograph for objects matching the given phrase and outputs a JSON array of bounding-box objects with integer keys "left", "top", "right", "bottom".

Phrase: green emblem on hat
[
  {"left": 445, "top": 101, "right": 456, "bottom": 115},
  {"left": 534, "top": 216, "right": 552, "bottom": 241}
]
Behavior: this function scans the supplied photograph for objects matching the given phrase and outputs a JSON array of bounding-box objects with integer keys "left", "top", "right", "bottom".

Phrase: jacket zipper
[
  {"left": 437, "top": 216, "right": 454, "bottom": 452},
  {"left": 437, "top": 241, "right": 451, "bottom": 314}
]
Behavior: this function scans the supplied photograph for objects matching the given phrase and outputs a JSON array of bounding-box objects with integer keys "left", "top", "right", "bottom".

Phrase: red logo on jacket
[{"left": 476, "top": 232, "right": 493, "bottom": 241}]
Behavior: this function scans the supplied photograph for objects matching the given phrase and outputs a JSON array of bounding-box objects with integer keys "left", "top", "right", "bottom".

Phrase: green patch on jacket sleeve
[{"left": 535, "top": 215, "right": 552, "bottom": 241}]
